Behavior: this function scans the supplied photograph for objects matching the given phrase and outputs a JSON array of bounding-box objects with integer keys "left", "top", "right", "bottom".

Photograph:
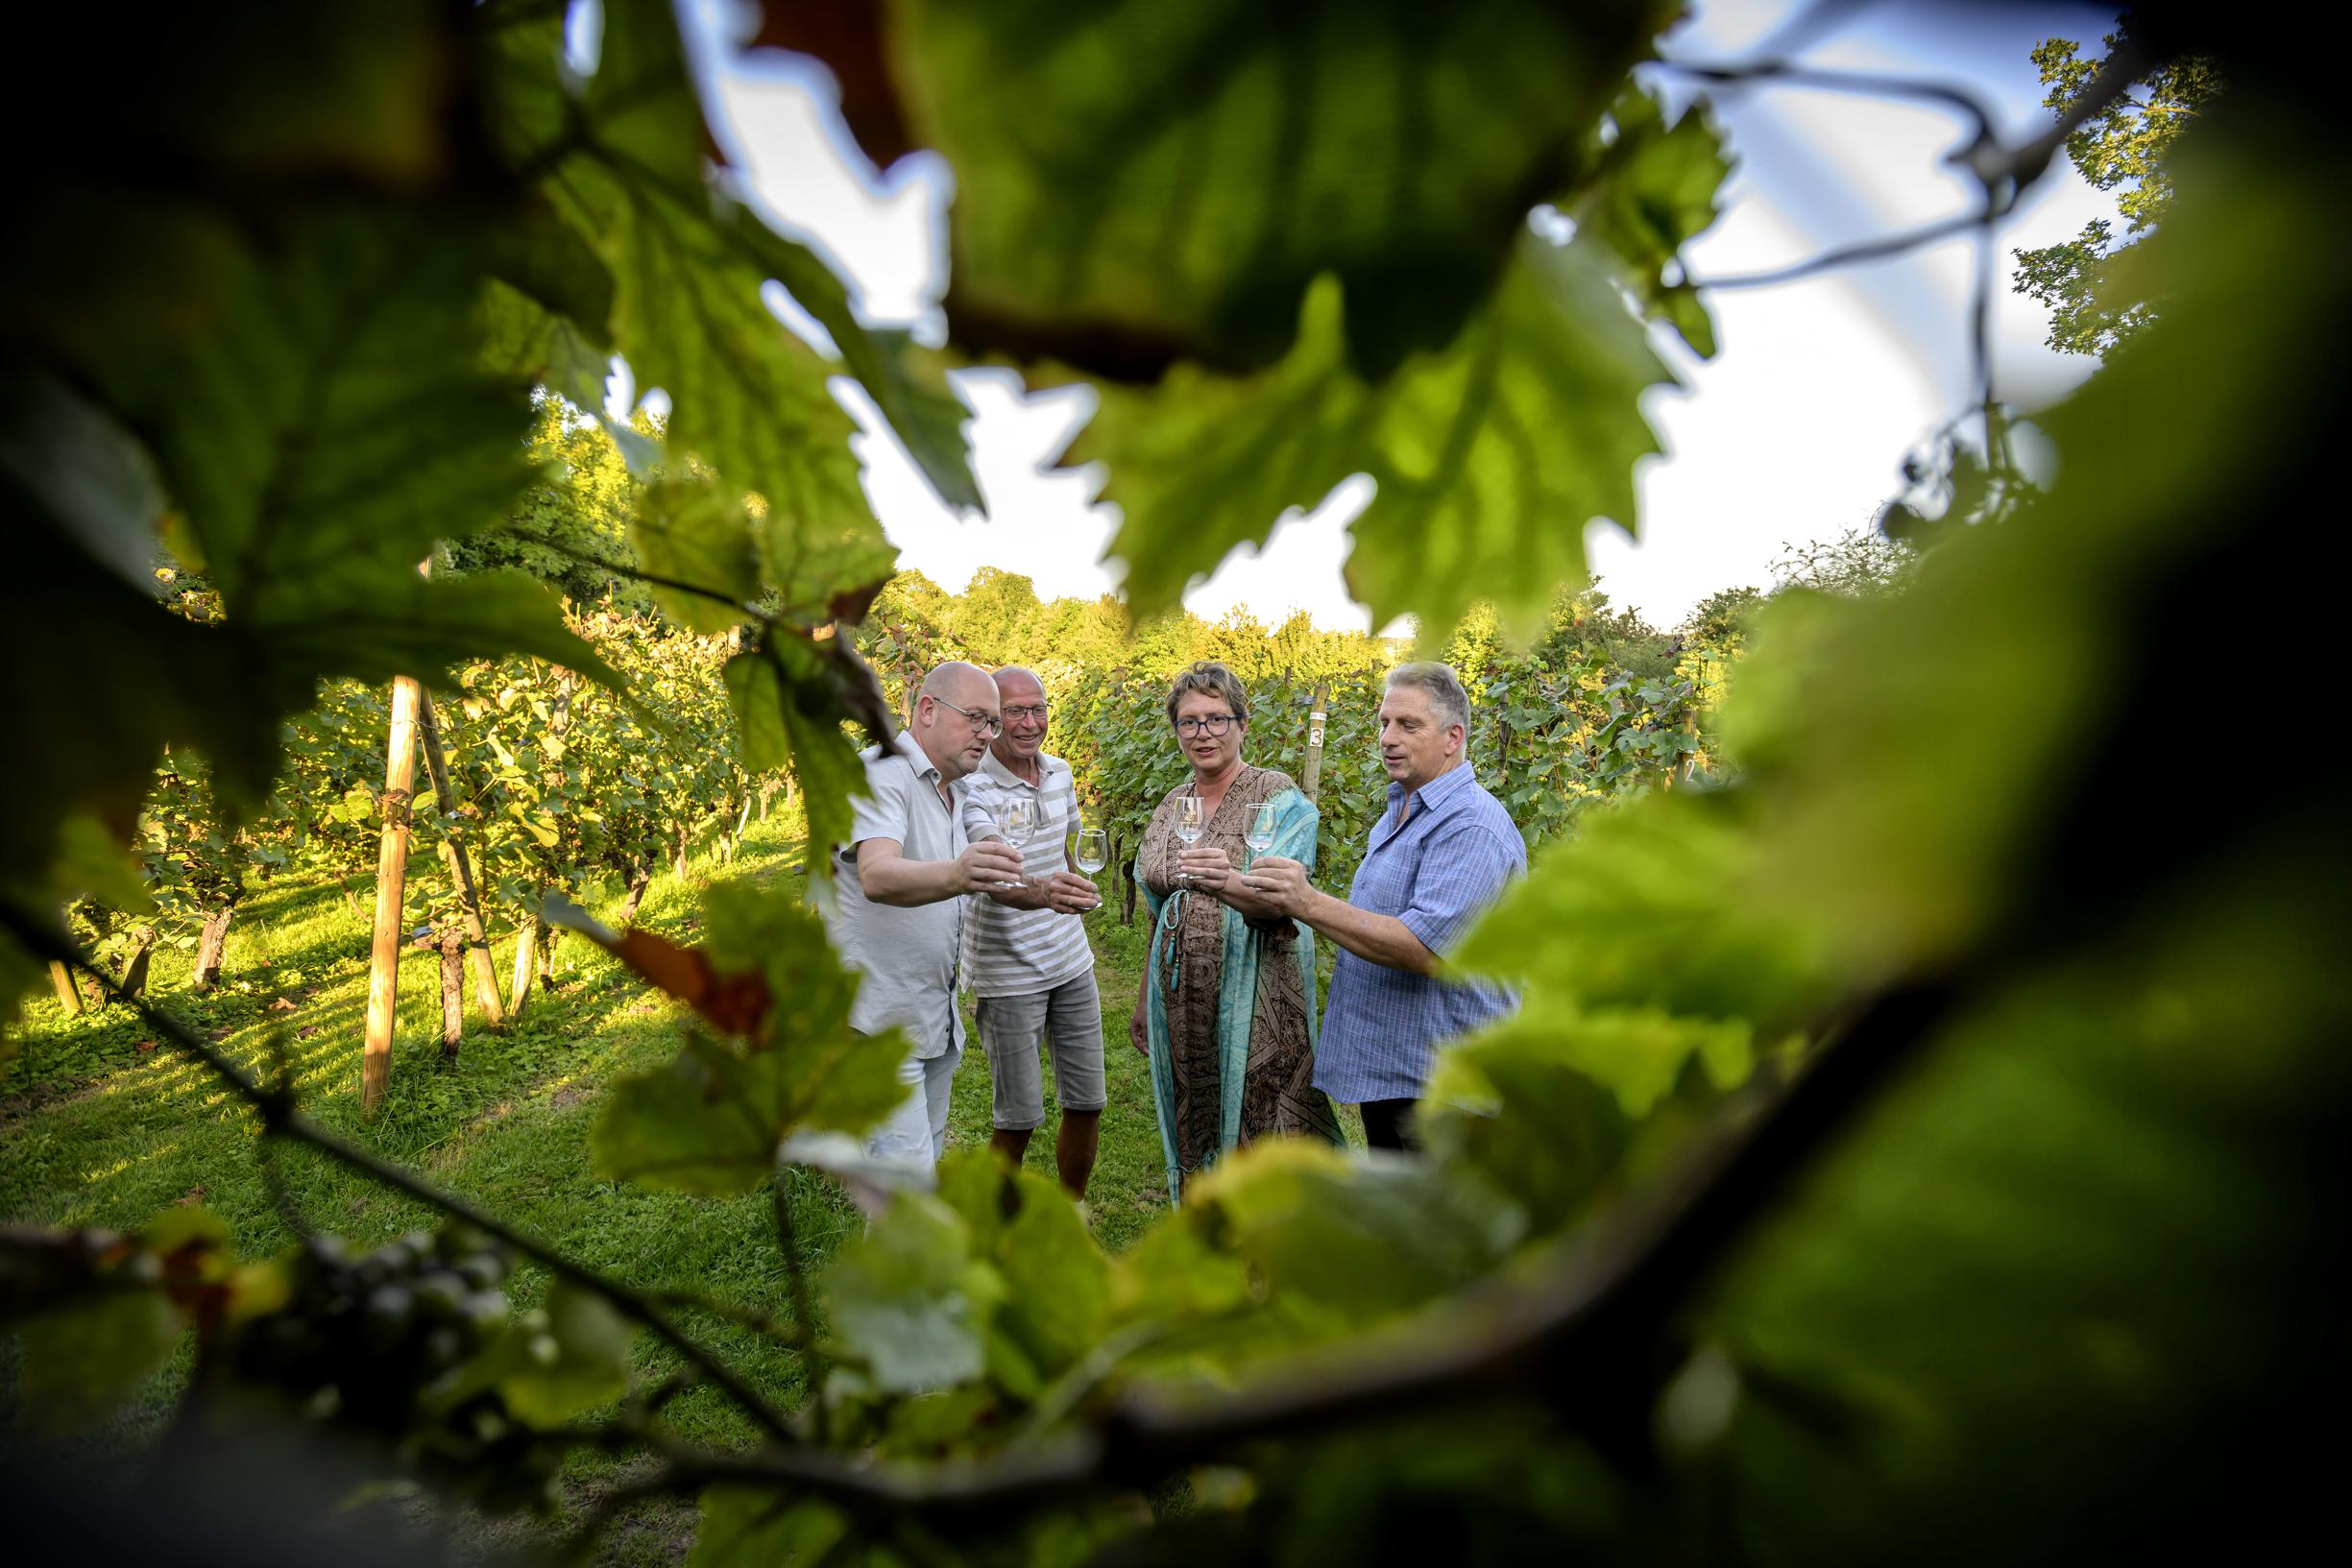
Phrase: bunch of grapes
[{"left": 229, "top": 1224, "right": 562, "bottom": 1508}]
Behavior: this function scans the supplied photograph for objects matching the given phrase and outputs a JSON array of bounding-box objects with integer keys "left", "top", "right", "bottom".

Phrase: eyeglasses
[
  {"left": 1002, "top": 704, "right": 1050, "bottom": 723},
  {"left": 931, "top": 696, "right": 1003, "bottom": 737},
  {"left": 1174, "top": 713, "right": 1236, "bottom": 737}
]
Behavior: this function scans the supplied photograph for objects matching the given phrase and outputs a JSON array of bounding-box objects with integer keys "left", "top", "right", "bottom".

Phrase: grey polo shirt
[{"left": 812, "top": 733, "right": 969, "bottom": 1060}]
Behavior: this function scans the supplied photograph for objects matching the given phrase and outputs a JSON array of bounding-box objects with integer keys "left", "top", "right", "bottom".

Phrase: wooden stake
[
  {"left": 48, "top": 959, "right": 84, "bottom": 1016},
  {"left": 416, "top": 693, "right": 505, "bottom": 1030},
  {"left": 192, "top": 905, "right": 234, "bottom": 992},
  {"left": 439, "top": 928, "right": 464, "bottom": 1063},
  {"left": 1300, "top": 683, "right": 1330, "bottom": 804},
  {"left": 508, "top": 904, "right": 539, "bottom": 1022},
  {"left": 361, "top": 674, "right": 422, "bottom": 1112}
]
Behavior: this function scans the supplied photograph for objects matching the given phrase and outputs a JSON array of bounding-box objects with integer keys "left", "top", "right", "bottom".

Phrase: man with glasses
[
  {"left": 958, "top": 667, "right": 1106, "bottom": 1198},
  {"left": 815, "top": 661, "right": 1027, "bottom": 1168}
]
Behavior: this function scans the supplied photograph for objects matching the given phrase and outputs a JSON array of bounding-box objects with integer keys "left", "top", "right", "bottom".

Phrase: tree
[
  {"left": 1772, "top": 524, "right": 1918, "bottom": 598},
  {"left": 2012, "top": 17, "right": 2222, "bottom": 359}
]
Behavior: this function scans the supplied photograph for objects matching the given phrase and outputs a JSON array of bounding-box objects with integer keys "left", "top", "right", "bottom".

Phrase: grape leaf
[
  {"left": 11, "top": 1290, "right": 180, "bottom": 1433},
  {"left": 1079, "top": 232, "right": 1673, "bottom": 642},
  {"left": 495, "top": 1281, "right": 632, "bottom": 1427},
  {"left": 1188, "top": 1142, "right": 1515, "bottom": 1326},
  {"left": 630, "top": 477, "right": 762, "bottom": 634},
  {"left": 257, "top": 569, "right": 619, "bottom": 696},
  {"left": 1418, "top": 1021, "right": 1633, "bottom": 1238},
  {"left": 591, "top": 882, "right": 906, "bottom": 1194},
  {"left": 820, "top": 1191, "right": 1003, "bottom": 1393},
  {"left": 542, "top": 0, "right": 980, "bottom": 548},
  {"left": 935, "top": 1152, "right": 1111, "bottom": 1387},
  {"left": 690, "top": 1488, "right": 850, "bottom": 1568},
  {"left": 1572, "top": 86, "right": 1733, "bottom": 358},
  {"left": 723, "top": 637, "right": 876, "bottom": 860},
  {"left": 1695, "top": 864, "right": 2346, "bottom": 1558},
  {"left": 1451, "top": 788, "right": 1831, "bottom": 1030},
  {"left": 91, "top": 212, "right": 533, "bottom": 627},
  {"left": 885, "top": 0, "right": 1671, "bottom": 377}
]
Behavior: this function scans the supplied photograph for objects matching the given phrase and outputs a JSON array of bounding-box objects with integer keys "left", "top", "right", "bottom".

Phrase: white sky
[{"left": 675, "top": 0, "right": 2124, "bottom": 631}]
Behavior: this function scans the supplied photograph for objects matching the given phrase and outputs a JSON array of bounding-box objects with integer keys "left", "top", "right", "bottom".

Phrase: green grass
[{"left": 0, "top": 808, "right": 1174, "bottom": 1561}]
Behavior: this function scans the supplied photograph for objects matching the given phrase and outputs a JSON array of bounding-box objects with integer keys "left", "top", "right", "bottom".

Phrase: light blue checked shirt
[{"left": 1314, "top": 761, "right": 1525, "bottom": 1104}]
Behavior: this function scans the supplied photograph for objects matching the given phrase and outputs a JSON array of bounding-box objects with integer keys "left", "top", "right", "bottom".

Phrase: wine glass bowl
[
  {"left": 1243, "top": 802, "right": 1278, "bottom": 867},
  {"left": 1075, "top": 826, "right": 1107, "bottom": 875},
  {"left": 1174, "top": 794, "right": 1204, "bottom": 886},
  {"left": 991, "top": 795, "right": 1035, "bottom": 886}
]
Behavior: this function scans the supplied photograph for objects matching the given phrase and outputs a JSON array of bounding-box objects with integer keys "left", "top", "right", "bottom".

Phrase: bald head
[
  {"left": 919, "top": 661, "right": 995, "bottom": 706},
  {"left": 911, "top": 661, "right": 999, "bottom": 781}
]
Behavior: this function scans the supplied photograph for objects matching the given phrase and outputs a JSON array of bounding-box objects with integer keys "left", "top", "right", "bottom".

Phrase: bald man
[{"left": 815, "top": 661, "right": 1026, "bottom": 1168}]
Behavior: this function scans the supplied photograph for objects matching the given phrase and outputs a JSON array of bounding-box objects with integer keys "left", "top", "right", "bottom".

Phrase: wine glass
[
  {"left": 992, "top": 795, "right": 1034, "bottom": 886},
  {"left": 1174, "top": 795, "right": 1204, "bottom": 886},
  {"left": 1244, "top": 802, "right": 1278, "bottom": 868}
]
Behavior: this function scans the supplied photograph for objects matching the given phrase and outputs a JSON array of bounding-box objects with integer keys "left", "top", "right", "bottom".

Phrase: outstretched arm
[
  {"left": 1242, "top": 857, "right": 1442, "bottom": 975},
  {"left": 857, "top": 837, "right": 1026, "bottom": 906}
]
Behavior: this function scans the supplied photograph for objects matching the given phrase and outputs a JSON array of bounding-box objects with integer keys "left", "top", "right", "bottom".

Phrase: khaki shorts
[{"left": 975, "top": 974, "right": 1105, "bottom": 1130}]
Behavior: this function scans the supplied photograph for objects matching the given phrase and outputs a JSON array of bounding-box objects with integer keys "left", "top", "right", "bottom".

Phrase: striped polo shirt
[{"left": 958, "top": 747, "right": 1094, "bottom": 999}]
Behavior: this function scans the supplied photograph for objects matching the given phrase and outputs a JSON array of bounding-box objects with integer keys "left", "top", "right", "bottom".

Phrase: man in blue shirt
[{"left": 1239, "top": 662, "right": 1524, "bottom": 1149}]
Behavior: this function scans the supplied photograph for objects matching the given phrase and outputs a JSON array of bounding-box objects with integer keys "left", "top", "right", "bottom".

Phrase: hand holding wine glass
[{"left": 1173, "top": 794, "right": 1204, "bottom": 885}]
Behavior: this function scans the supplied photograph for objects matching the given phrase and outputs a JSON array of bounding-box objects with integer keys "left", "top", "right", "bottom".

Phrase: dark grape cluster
[{"left": 229, "top": 1225, "right": 561, "bottom": 1508}]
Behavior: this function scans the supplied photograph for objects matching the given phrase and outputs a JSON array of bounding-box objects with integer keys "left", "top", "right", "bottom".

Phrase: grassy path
[{"left": 0, "top": 810, "right": 1172, "bottom": 1561}]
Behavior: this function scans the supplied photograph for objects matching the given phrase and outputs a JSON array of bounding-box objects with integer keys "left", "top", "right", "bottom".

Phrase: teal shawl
[{"left": 1140, "top": 784, "right": 1333, "bottom": 1202}]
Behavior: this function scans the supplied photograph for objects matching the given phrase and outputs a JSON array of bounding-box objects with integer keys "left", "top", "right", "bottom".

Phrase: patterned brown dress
[{"left": 1138, "top": 765, "right": 1343, "bottom": 1192}]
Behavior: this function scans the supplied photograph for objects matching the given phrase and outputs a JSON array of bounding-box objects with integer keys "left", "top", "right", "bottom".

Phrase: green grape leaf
[
  {"left": 744, "top": 221, "right": 984, "bottom": 516},
  {"left": 0, "top": 509, "right": 277, "bottom": 1003},
  {"left": 1571, "top": 86, "right": 1732, "bottom": 358},
  {"left": 1452, "top": 788, "right": 1830, "bottom": 1029},
  {"left": 494, "top": 1280, "right": 633, "bottom": 1427},
  {"left": 722, "top": 638, "right": 875, "bottom": 859},
  {"left": 935, "top": 1152, "right": 1111, "bottom": 1385},
  {"left": 1108, "top": 1212, "right": 1254, "bottom": 1328},
  {"left": 93, "top": 212, "right": 532, "bottom": 629},
  {"left": 592, "top": 882, "right": 906, "bottom": 1194},
  {"left": 1189, "top": 1142, "right": 1515, "bottom": 1325},
  {"left": 690, "top": 1488, "right": 851, "bottom": 1568},
  {"left": 821, "top": 1191, "right": 1004, "bottom": 1393},
  {"left": 478, "top": 280, "right": 615, "bottom": 414},
  {"left": 1696, "top": 861, "right": 2345, "bottom": 1557},
  {"left": 1418, "top": 1019, "right": 1632, "bottom": 1237},
  {"left": 1080, "top": 233, "right": 1672, "bottom": 642},
  {"left": 11, "top": 1290, "right": 180, "bottom": 1433},
  {"left": 549, "top": 0, "right": 979, "bottom": 562},
  {"left": 484, "top": 193, "right": 618, "bottom": 348},
  {"left": 885, "top": 0, "right": 1668, "bottom": 377},
  {"left": 255, "top": 569, "right": 618, "bottom": 697},
  {"left": 630, "top": 477, "right": 761, "bottom": 633}
]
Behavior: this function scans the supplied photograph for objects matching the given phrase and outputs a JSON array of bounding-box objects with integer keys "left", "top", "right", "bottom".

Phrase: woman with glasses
[{"left": 1131, "top": 662, "right": 1343, "bottom": 1200}]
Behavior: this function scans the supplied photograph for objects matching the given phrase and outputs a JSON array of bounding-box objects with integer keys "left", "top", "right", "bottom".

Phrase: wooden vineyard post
[
  {"left": 508, "top": 903, "right": 539, "bottom": 1022},
  {"left": 1300, "top": 683, "right": 1330, "bottom": 804},
  {"left": 416, "top": 693, "right": 504, "bottom": 1030},
  {"left": 439, "top": 928, "right": 465, "bottom": 1063},
  {"left": 48, "top": 960, "right": 84, "bottom": 1016},
  {"left": 361, "top": 674, "right": 422, "bottom": 1113}
]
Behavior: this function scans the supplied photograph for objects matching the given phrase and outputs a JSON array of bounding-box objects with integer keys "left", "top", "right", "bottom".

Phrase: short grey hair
[
  {"left": 1164, "top": 661, "right": 1250, "bottom": 728},
  {"left": 1385, "top": 662, "right": 1469, "bottom": 734}
]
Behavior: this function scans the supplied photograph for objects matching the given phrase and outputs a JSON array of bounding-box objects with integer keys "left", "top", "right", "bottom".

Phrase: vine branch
[{"left": 0, "top": 900, "right": 801, "bottom": 1448}]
